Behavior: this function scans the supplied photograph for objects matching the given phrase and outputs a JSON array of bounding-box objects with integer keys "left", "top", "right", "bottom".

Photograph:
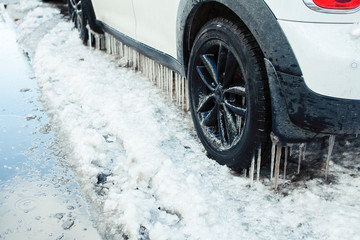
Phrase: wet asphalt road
[{"left": 0, "top": 7, "right": 101, "bottom": 240}]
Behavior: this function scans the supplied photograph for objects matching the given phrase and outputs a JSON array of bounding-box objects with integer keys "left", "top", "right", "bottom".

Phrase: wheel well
[{"left": 183, "top": 2, "right": 254, "bottom": 75}]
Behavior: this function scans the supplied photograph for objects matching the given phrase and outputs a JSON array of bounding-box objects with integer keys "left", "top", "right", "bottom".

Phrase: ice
[
  {"left": 256, "top": 147, "right": 261, "bottom": 182},
  {"left": 249, "top": 154, "right": 255, "bottom": 185},
  {"left": 270, "top": 133, "right": 279, "bottom": 180},
  {"left": 62, "top": 219, "right": 75, "bottom": 230},
  {"left": 274, "top": 145, "right": 282, "bottom": 190},
  {"left": 91, "top": 30, "right": 189, "bottom": 111},
  {"left": 283, "top": 147, "right": 289, "bottom": 180},
  {"left": 298, "top": 143, "right": 307, "bottom": 174},
  {"left": 325, "top": 135, "right": 335, "bottom": 181}
]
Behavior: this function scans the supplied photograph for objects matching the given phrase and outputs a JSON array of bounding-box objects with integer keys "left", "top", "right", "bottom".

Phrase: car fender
[{"left": 176, "top": 0, "right": 302, "bottom": 77}]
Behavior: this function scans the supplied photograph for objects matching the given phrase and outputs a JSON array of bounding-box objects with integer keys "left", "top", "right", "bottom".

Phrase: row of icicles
[
  {"left": 86, "top": 27, "right": 337, "bottom": 191},
  {"left": 88, "top": 28, "right": 189, "bottom": 111},
  {"left": 245, "top": 134, "right": 336, "bottom": 190}
]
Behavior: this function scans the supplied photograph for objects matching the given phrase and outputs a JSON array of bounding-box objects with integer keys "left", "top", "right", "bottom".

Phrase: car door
[
  {"left": 91, "top": 0, "right": 136, "bottom": 39},
  {"left": 132, "top": 0, "right": 180, "bottom": 58}
]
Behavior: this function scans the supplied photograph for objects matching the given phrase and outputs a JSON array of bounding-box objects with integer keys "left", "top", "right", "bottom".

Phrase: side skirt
[{"left": 96, "top": 20, "right": 186, "bottom": 77}]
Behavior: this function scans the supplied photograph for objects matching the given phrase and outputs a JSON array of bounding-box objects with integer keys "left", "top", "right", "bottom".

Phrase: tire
[
  {"left": 188, "top": 18, "right": 271, "bottom": 170},
  {"left": 68, "top": 0, "right": 88, "bottom": 44}
]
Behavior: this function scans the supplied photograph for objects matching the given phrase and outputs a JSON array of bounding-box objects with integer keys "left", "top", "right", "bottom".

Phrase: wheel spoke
[
  {"left": 217, "top": 45, "right": 228, "bottom": 84},
  {"left": 197, "top": 93, "right": 215, "bottom": 113},
  {"left": 224, "top": 86, "right": 246, "bottom": 97},
  {"left": 70, "top": 0, "right": 77, "bottom": 8},
  {"left": 217, "top": 106, "right": 226, "bottom": 145},
  {"left": 71, "top": 11, "right": 77, "bottom": 23},
  {"left": 196, "top": 66, "right": 215, "bottom": 91},
  {"left": 223, "top": 105, "right": 237, "bottom": 145},
  {"left": 201, "top": 105, "right": 218, "bottom": 127},
  {"left": 223, "top": 51, "right": 237, "bottom": 88},
  {"left": 200, "top": 55, "right": 219, "bottom": 85},
  {"left": 76, "top": 2, "right": 82, "bottom": 14},
  {"left": 224, "top": 101, "right": 246, "bottom": 117}
]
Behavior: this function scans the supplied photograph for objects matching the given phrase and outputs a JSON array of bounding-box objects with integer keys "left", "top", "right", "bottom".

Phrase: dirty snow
[{"left": 6, "top": 0, "right": 360, "bottom": 239}]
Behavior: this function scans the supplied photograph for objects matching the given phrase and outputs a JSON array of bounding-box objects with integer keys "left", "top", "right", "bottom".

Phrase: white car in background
[{"left": 68, "top": 0, "right": 360, "bottom": 171}]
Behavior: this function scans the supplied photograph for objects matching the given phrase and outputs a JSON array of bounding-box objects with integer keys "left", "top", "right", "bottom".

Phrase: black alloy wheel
[
  {"left": 68, "top": 0, "right": 88, "bottom": 43},
  {"left": 188, "top": 18, "right": 271, "bottom": 170}
]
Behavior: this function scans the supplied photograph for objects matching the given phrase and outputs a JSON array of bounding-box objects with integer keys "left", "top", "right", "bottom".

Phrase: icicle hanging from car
[
  {"left": 87, "top": 28, "right": 189, "bottom": 111},
  {"left": 325, "top": 135, "right": 335, "bottom": 181}
]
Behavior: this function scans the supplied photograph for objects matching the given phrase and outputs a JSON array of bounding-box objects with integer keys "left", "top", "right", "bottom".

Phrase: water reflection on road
[{"left": 0, "top": 11, "right": 101, "bottom": 239}]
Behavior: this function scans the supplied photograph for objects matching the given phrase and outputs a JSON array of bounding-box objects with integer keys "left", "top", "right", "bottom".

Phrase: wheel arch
[{"left": 177, "top": 0, "right": 302, "bottom": 77}]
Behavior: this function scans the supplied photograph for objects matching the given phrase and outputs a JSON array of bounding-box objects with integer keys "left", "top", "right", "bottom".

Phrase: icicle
[
  {"left": 185, "top": 78, "right": 189, "bottom": 111},
  {"left": 112, "top": 37, "right": 115, "bottom": 53},
  {"left": 325, "top": 135, "right": 335, "bottom": 181},
  {"left": 157, "top": 64, "right": 161, "bottom": 88},
  {"left": 250, "top": 154, "right": 255, "bottom": 186},
  {"left": 175, "top": 74, "right": 179, "bottom": 105},
  {"left": 96, "top": 34, "right": 101, "bottom": 50},
  {"left": 168, "top": 69, "right": 172, "bottom": 98},
  {"left": 162, "top": 66, "right": 166, "bottom": 91},
  {"left": 148, "top": 58, "right": 151, "bottom": 82},
  {"left": 140, "top": 54, "right": 144, "bottom": 73},
  {"left": 98, "top": 32, "right": 190, "bottom": 114},
  {"left": 150, "top": 58, "right": 153, "bottom": 81},
  {"left": 142, "top": 55, "right": 145, "bottom": 73},
  {"left": 180, "top": 74, "right": 183, "bottom": 108},
  {"left": 298, "top": 143, "right": 306, "bottom": 174},
  {"left": 131, "top": 49, "right": 135, "bottom": 70},
  {"left": 126, "top": 46, "right": 130, "bottom": 67},
  {"left": 283, "top": 146, "right": 289, "bottom": 180},
  {"left": 100, "top": 34, "right": 106, "bottom": 50},
  {"left": 136, "top": 51, "right": 140, "bottom": 70},
  {"left": 164, "top": 67, "right": 167, "bottom": 92},
  {"left": 270, "top": 133, "right": 279, "bottom": 180},
  {"left": 106, "top": 33, "right": 110, "bottom": 53},
  {"left": 256, "top": 147, "right": 261, "bottom": 182},
  {"left": 183, "top": 76, "right": 186, "bottom": 109},
  {"left": 270, "top": 143, "right": 276, "bottom": 180},
  {"left": 274, "top": 145, "right": 282, "bottom": 190},
  {"left": 243, "top": 169, "right": 247, "bottom": 178},
  {"left": 88, "top": 26, "right": 92, "bottom": 49},
  {"left": 161, "top": 65, "right": 164, "bottom": 90},
  {"left": 169, "top": 70, "right": 174, "bottom": 101}
]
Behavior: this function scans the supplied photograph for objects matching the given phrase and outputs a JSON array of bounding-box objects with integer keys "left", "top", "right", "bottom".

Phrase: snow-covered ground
[{"left": 3, "top": 0, "right": 360, "bottom": 239}]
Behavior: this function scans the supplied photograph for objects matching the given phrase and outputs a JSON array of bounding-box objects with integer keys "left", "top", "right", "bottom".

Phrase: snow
[{"left": 5, "top": 0, "right": 360, "bottom": 239}]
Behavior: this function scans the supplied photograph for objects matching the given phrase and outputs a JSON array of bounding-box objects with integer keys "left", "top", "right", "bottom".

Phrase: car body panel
[
  {"left": 91, "top": 0, "right": 136, "bottom": 39},
  {"left": 133, "top": 0, "right": 180, "bottom": 58},
  {"left": 176, "top": 0, "right": 303, "bottom": 76},
  {"left": 264, "top": 0, "right": 360, "bottom": 23},
  {"left": 279, "top": 20, "right": 360, "bottom": 100}
]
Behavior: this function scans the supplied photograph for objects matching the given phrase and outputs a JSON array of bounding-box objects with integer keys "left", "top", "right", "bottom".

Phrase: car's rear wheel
[
  {"left": 68, "top": 0, "right": 88, "bottom": 43},
  {"left": 188, "top": 18, "right": 271, "bottom": 170}
]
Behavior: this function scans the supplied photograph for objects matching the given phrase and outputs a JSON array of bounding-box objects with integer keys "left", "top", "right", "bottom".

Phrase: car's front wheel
[{"left": 188, "top": 18, "right": 271, "bottom": 170}]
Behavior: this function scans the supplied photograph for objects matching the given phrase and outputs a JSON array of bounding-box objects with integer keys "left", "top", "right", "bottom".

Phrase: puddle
[{"left": 0, "top": 10, "right": 101, "bottom": 240}]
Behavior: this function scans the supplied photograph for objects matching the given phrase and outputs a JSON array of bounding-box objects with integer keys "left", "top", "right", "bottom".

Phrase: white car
[{"left": 68, "top": 0, "right": 360, "bottom": 171}]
